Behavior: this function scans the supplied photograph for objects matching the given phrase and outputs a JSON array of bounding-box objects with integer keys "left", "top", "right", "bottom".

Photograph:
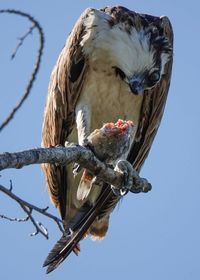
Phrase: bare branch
[
  {"left": 0, "top": 213, "right": 29, "bottom": 222},
  {"left": 0, "top": 184, "right": 64, "bottom": 239},
  {"left": 11, "top": 24, "right": 35, "bottom": 60},
  {"left": 19, "top": 203, "right": 49, "bottom": 239},
  {"left": 0, "top": 144, "right": 152, "bottom": 193},
  {"left": 30, "top": 221, "right": 48, "bottom": 238},
  {"left": 0, "top": 9, "right": 45, "bottom": 132}
]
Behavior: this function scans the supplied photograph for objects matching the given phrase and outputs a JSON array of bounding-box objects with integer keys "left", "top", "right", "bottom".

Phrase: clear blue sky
[{"left": 0, "top": 1, "right": 200, "bottom": 279}]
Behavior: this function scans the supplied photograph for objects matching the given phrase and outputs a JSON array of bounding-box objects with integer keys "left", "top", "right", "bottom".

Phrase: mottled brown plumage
[
  {"left": 42, "top": 6, "right": 173, "bottom": 273},
  {"left": 42, "top": 10, "right": 88, "bottom": 217}
]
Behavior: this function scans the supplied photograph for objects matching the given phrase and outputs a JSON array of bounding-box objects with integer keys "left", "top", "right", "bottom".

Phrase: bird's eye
[
  {"left": 148, "top": 71, "right": 160, "bottom": 85},
  {"left": 113, "top": 67, "right": 126, "bottom": 80}
]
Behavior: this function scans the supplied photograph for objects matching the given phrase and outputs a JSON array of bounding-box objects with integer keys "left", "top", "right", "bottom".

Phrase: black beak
[{"left": 129, "top": 80, "right": 144, "bottom": 95}]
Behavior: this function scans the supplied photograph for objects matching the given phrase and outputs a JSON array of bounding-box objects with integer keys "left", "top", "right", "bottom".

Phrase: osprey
[{"left": 42, "top": 6, "right": 173, "bottom": 273}]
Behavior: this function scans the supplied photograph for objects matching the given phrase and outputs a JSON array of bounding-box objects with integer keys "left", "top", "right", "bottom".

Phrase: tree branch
[
  {"left": 0, "top": 144, "right": 152, "bottom": 193},
  {"left": 0, "top": 9, "right": 44, "bottom": 132},
  {"left": 11, "top": 24, "right": 35, "bottom": 60},
  {"left": 0, "top": 183, "right": 64, "bottom": 239}
]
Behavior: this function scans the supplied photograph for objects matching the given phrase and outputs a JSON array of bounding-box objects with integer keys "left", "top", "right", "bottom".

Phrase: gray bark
[{"left": 0, "top": 144, "right": 151, "bottom": 193}]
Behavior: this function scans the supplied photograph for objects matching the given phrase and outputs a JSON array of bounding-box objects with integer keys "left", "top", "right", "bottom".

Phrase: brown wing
[
  {"left": 42, "top": 9, "right": 91, "bottom": 219},
  {"left": 128, "top": 15, "right": 173, "bottom": 172}
]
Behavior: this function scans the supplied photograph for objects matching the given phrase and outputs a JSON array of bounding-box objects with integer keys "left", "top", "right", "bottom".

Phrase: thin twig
[
  {"left": 0, "top": 213, "right": 29, "bottom": 222},
  {"left": 30, "top": 222, "right": 48, "bottom": 238},
  {"left": 0, "top": 184, "right": 64, "bottom": 238},
  {"left": 19, "top": 203, "right": 49, "bottom": 239},
  {"left": 9, "top": 179, "right": 13, "bottom": 191},
  {"left": 0, "top": 9, "right": 45, "bottom": 132},
  {"left": 11, "top": 24, "right": 35, "bottom": 60}
]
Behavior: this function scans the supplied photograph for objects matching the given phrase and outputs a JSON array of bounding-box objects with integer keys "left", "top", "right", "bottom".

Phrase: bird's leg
[
  {"left": 75, "top": 105, "right": 91, "bottom": 146},
  {"left": 73, "top": 163, "right": 82, "bottom": 176},
  {"left": 73, "top": 105, "right": 91, "bottom": 176},
  {"left": 111, "top": 160, "right": 134, "bottom": 196}
]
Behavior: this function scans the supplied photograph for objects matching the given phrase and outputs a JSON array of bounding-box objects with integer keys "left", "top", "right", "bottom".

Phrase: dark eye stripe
[{"left": 113, "top": 66, "right": 126, "bottom": 80}]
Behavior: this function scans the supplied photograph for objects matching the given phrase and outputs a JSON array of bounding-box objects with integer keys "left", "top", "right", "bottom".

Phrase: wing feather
[
  {"left": 128, "top": 15, "right": 173, "bottom": 171},
  {"left": 42, "top": 9, "right": 90, "bottom": 218}
]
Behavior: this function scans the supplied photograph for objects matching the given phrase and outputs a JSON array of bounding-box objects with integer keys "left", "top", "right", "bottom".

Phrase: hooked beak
[{"left": 128, "top": 78, "right": 144, "bottom": 95}]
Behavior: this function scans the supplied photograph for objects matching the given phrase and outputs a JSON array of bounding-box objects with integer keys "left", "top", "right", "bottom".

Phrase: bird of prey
[{"left": 42, "top": 6, "right": 173, "bottom": 273}]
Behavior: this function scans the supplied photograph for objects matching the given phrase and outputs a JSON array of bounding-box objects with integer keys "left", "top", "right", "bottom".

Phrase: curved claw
[
  {"left": 112, "top": 160, "right": 152, "bottom": 195},
  {"left": 72, "top": 142, "right": 94, "bottom": 177},
  {"left": 73, "top": 163, "right": 82, "bottom": 176},
  {"left": 111, "top": 186, "right": 128, "bottom": 196},
  {"left": 64, "top": 228, "right": 73, "bottom": 238},
  {"left": 111, "top": 160, "right": 134, "bottom": 197}
]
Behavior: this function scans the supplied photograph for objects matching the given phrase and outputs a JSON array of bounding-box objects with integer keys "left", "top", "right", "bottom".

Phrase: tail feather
[
  {"left": 43, "top": 233, "right": 77, "bottom": 273},
  {"left": 43, "top": 186, "right": 114, "bottom": 273},
  {"left": 46, "top": 259, "right": 64, "bottom": 274},
  {"left": 43, "top": 234, "right": 71, "bottom": 266}
]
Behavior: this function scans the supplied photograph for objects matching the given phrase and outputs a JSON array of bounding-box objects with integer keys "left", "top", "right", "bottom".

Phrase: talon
[
  {"left": 73, "top": 142, "right": 95, "bottom": 177},
  {"left": 64, "top": 141, "right": 77, "bottom": 147},
  {"left": 111, "top": 160, "right": 134, "bottom": 196},
  {"left": 64, "top": 227, "right": 73, "bottom": 238},
  {"left": 82, "top": 138, "right": 89, "bottom": 147},
  {"left": 111, "top": 185, "right": 128, "bottom": 196},
  {"left": 73, "top": 163, "right": 82, "bottom": 176},
  {"left": 55, "top": 144, "right": 63, "bottom": 148}
]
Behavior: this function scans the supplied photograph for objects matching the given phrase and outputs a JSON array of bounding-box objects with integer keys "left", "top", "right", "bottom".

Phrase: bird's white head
[{"left": 82, "top": 6, "right": 173, "bottom": 95}]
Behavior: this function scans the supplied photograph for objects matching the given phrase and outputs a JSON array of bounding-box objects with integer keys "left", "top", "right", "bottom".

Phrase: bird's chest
[{"left": 79, "top": 64, "right": 144, "bottom": 133}]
